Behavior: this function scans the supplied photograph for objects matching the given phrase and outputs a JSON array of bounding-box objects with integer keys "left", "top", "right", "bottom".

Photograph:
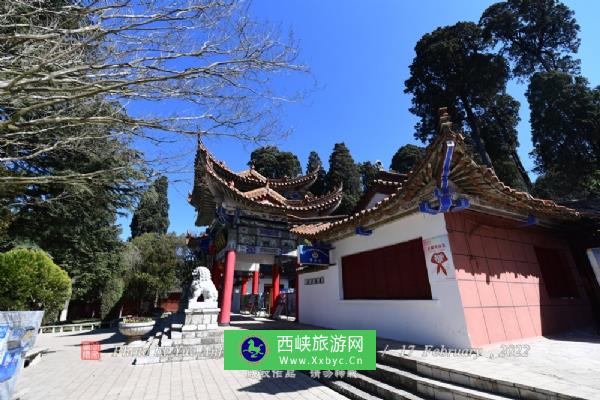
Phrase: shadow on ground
[{"left": 238, "top": 375, "right": 323, "bottom": 395}]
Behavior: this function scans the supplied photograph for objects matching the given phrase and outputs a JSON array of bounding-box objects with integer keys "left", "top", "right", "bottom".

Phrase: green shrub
[
  {"left": 100, "top": 275, "right": 124, "bottom": 320},
  {"left": 0, "top": 248, "right": 71, "bottom": 323}
]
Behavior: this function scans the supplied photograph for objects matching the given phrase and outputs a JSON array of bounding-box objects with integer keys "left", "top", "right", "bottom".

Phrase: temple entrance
[{"left": 186, "top": 141, "right": 344, "bottom": 325}]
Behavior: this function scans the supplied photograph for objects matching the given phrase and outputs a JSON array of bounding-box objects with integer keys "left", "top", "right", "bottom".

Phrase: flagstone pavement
[
  {"left": 14, "top": 314, "right": 600, "bottom": 400},
  {"left": 14, "top": 324, "right": 348, "bottom": 400}
]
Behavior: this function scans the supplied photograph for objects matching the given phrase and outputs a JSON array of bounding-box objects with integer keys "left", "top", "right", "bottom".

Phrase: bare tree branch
[{"left": 0, "top": 0, "right": 307, "bottom": 187}]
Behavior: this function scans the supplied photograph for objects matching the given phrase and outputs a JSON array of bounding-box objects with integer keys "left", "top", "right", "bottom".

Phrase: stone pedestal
[
  {"left": 134, "top": 308, "right": 224, "bottom": 365},
  {"left": 184, "top": 307, "right": 220, "bottom": 331}
]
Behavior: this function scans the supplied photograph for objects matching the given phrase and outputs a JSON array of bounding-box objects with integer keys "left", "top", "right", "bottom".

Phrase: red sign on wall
[
  {"left": 422, "top": 235, "right": 455, "bottom": 279},
  {"left": 431, "top": 252, "right": 449, "bottom": 275}
]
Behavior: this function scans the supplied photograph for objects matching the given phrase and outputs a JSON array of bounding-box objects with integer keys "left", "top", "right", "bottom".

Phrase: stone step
[
  {"left": 146, "top": 337, "right": 159, "bottom": 348},
  {"left": 377, "top": 352, "right": 418, "bottom": 372},
  {"left": 172, "top": 336, "right": 223, "bottom": 346},
  {"left": 365, "top": 363, "right": 515, "bottom": 400},
  {"left": 376, "top": 352, "right": 570, "bottom": 400},
  {"left": 181, "top": 329, "right": 224, "bottom": 339},
  {"left": 171, "top": 323, "right": 183, "bottom": 332},
  {"left": 322, "top": 379, "right": 386, "bottom": 400},
  {"left": 345, "top": 373, "right": 426, "bottom": 400},
  {"left": 171, "top": 330, "right": 182, "bottom": 339},
  {"left": 133, "top": 343, "right": 224, "bottom": 365}
]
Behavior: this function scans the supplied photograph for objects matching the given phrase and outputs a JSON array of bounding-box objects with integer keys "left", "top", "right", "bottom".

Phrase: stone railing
[{"left": 39, "top": 320, "right": 117, "bottom": 333}]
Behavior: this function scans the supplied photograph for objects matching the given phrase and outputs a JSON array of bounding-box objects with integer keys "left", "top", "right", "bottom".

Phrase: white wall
[{"left": 299, "top": 212, "right": 471, "bottom": 348}]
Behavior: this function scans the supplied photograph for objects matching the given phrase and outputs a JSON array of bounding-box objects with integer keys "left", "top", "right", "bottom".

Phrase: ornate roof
[
  {"left": 196, "top": 142, "right": 318, "bottom": 192},
  {"left": 291, "top": 108, "right": 580, "bottom": 240},
  {"left": 190, "top": 141, "right": 343, "bottom": 226}
]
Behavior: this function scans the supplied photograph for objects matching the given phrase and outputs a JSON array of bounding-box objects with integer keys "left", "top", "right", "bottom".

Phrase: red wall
[
  {"left": 445, "top": 211, "right": 594, "bottom": 347},
  {"left": 160, "top": 293, "right": 181, "bottom": 313},
  {"left": 341, "top": 238, "right": 432, "bottom": 300},
  {"left": 121, "top": 292, "right": 181, "bottom": 316}
]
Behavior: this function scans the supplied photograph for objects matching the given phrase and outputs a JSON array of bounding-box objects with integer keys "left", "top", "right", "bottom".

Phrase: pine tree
[
  {"left": 390, "top": 145, "right": 425, "bottom": 173},
  {"left": 306, "top": 151, "right": 327, "bottom": 196},
  {"left": 404, "top": 22, "right": 530, "bottom": 191},
  {"left": 527, "top": 72, "right": 600, "bottom": 200},
  {"left": 359, "top": 161, "right": 379, "bottom": 193},
  {"left": 480, "top": 0, "right": 580, "bottom": 77},
  {"left": 326, "top": 143, "right": 361, "bottom": 215},
  {"left": 130, "top": 176, "right": 169, "bottom": 238},
  {"left": 3, "top": 135, "right": 144, "bottom": 302},
  {"left": 480, "top": 0, "right": 588, "bottom": 198},
  {"left": 249, "top": 146, "right": 301, "bottom": 179}
]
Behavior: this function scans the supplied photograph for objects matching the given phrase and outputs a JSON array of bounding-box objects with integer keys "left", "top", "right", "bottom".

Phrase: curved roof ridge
[
  {"left": 204, "top": 158, "right": 343, "bottom": 215},
  {"left": 285, "top": 185, "right": 344, "bottom": 207},
  {"left": 198, "top": 141, "right": 319, "bottom": 190},
  {"left": 291, "top": 107, "right": 580, "bottom": 239}
]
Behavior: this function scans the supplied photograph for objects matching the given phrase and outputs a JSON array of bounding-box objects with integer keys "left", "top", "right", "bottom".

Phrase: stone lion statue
[{"left": 188, "top": 266, "right": 218, "bottom": 309}]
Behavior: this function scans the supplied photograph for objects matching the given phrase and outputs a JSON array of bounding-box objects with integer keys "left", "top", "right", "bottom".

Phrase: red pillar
[
  {"left": 240, "top": 275, "right": 249, "bottom": 295},
  {"left": 252, "top": 270, "right": 259, "bottom": 295},
  {"left": 271, "top": 264, "right": 280, "bottom": 314},
  {"left": 218, "top": 250, "right": 236, "bottom": 325}
]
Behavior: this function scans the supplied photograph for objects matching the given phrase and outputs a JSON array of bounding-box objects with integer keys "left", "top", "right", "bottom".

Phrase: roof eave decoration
[
  {"left": 291, "top": 107, "right": 580, "bottom": 241},
  {"left": 202, "top": 153, "right": 344, "bottom": 218},
  {"left": 419, "top": 139, "right": 470, "bottom": 215},
  {"left": 197, "top": 141, "right": 319, "bottom": 192},
  {"left": 191, "top": 140, "right": 343, "bottom": 222}
]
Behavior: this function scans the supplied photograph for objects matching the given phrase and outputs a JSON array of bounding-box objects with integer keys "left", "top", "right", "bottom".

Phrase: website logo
[
  {"left": 241, "top": 336, "right": 266, "bottom": 362},
  {"left": 225, "top": 330, "right": 376, "bottom": 370}
]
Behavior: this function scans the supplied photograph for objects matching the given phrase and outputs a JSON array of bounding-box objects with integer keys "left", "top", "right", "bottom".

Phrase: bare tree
[{"left": 0, "top": 0, "right": 306, "bottom": 186}]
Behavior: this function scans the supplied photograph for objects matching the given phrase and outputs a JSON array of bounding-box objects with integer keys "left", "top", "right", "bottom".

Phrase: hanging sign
[
  {"left": 297, "top": 245, "right": 330, "bottom": 266},
  {"left": 304, "top": 276, "right": 325, "bottom": 285},
  {"left": 422, "top": 235, "right": 455, "bottom": 280},
  {"left": 237, "top": 244, "right": 282, "bottom": 256}
]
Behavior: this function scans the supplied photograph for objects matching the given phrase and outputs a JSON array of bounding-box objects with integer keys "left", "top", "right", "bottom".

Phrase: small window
[
  {"left": 341, "top": 238, "right": 432, "bottom": 300},
  {"left": 534, "top": 247, "right": 578, "bottom": 298}
]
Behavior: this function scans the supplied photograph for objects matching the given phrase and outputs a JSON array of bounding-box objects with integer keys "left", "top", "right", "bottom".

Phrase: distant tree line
[{"left": 248, "top": 142, "right": 426, "bottom": 215}]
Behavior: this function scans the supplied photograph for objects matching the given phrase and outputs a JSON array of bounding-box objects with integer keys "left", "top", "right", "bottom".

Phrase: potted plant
[
  {"left": 118, "top": 272, "right": 158, "bottom": 343},
  {"left": 118, "top": 316, "right": 155, "bottom": 343}
]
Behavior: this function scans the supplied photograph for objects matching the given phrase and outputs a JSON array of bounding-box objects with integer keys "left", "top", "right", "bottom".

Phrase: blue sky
[{"left": 117, "top": 0, "right": 600, "bottom": 239}]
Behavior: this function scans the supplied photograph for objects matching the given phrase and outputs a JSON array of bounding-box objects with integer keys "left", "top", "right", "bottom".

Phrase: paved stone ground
[
  {"left": 379, "top": 329, "right": 600, "bottom": 399},
  {"left": 14, "top": 320, "right": 348, "bottom": 400},
  {"left": 15, "top": 314, "right": 600, "bottom": 400}
]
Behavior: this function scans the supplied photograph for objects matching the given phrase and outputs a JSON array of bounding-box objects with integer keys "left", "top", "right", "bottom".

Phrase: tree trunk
[
  {"left": 511, "top": 149, "right": 533, "bottom": 190},
  {"left": 491, "top": 107, "right": 533, "bottom": 191},
  {"left": 461, "top": 97, "right": 494, "bottom": 168}
]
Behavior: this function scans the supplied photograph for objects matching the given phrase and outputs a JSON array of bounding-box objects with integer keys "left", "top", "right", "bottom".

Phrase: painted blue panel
[
  {"left": 298, "top": 245, "right": 330, "bottom": 266},
  {"left": 419, "top": 140, "right": 470, "bottom": 215}
]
